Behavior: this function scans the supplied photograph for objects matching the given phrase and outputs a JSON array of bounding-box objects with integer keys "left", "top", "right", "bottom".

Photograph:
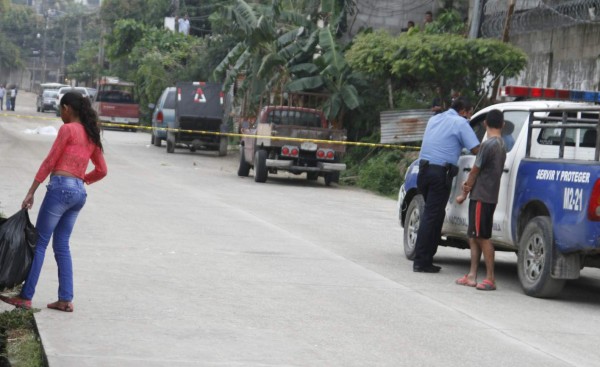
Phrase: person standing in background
[
  {"left": 0, "top": 85, "right": 5, "bottom": 111},
  {"left": 9, "top": 86, "right": 17, "bottom": 111},
  {"left": 401, "top": 20, "right": 415, "bottom": 32},
  {"left": 424, "top": 11, "right": 434, "bottom": 25},
  {"left": 178, "top": 14, "right": 190, "bottom": 36}
]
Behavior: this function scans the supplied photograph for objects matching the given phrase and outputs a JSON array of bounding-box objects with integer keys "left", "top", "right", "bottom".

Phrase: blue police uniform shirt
[{"left": 419, "top": 108, "right": 480, "bottom": 166}]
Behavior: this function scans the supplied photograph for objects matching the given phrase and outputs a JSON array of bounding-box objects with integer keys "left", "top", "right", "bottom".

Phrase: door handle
[
  {"left": 463, "top": 167, "right": 471, "bottom": 172},
  {"left": 503, "top": 169, "right": 509, "bottom": 173}
]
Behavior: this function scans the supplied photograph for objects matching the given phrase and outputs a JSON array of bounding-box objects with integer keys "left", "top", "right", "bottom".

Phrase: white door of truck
[{"left": 442, "top": 110, "right": 530, "bottom": 249}]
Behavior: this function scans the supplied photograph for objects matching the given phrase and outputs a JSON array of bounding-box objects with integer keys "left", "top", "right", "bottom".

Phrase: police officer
[{"left": 413, "top": 97, "right": 480, "bottom": 273}]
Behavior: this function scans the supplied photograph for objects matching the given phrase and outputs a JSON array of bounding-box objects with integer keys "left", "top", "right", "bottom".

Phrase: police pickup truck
[{"left": 398, "top": 86, "right": 600, "bottom": 298}]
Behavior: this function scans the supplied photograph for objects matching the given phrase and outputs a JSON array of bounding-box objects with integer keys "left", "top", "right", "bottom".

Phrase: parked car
[
  {"left": 36, "top": 82, "right": 68, "bottom": 113},
  {"left": 166, "top": 82, "right": 228, "bottom": 155},
  {"left": 36, "top": 89, "right": 59, "bottom": 113},
  {"left": 149, "top": 87, "right": 176, "bottom": 147},
  {"left": 86, "top": 87, "right": 97, "bottom": 101},
  {"left": 93, "top": 76, "right": 139, "bottom": 131},
  {"left": 55, "top": 87, "right": 90, "bottom": 116}
]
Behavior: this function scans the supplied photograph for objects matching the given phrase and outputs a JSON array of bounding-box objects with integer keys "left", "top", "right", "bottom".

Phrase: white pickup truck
[{"left": 398, "top": 87, "right": 600, "bottom": 298}]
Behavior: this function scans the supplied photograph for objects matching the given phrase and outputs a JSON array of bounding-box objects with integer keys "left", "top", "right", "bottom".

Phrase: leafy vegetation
[
  {"left": 212, "top": 0, "right": 363, "bottom": 128},
  {"left": 2, "top": 0, "right": 529, "bottom": 196},
  {"left": 346, "top": 29, "right": 527, "bottom": 108},
  {"left": 0, "top": 305, "right": 44, "bottom": 367}
]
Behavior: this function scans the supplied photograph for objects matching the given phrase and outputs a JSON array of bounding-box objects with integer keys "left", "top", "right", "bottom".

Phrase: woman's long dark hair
[{"left": 60, "top": 91, "right": 103, "bottom": 151}]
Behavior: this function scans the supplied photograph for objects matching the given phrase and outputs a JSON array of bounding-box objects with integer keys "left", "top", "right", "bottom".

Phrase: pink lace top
[{"left": 35, "top": 122, "right": 108, "bottom": 184}]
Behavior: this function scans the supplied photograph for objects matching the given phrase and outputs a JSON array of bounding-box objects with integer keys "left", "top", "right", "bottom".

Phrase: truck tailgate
[
  {"left": 98, "top": 103, "right": 139, "bottom": 118},
  {"left": 273, "top": 125, "right": 346, "bottom": 152}
]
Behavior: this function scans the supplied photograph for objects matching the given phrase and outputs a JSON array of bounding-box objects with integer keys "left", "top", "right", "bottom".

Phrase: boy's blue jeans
[{"left": 21, "top": 175, "right": 87, "bottom": 302}]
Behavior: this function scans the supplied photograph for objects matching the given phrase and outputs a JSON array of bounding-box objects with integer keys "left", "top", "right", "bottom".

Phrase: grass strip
[{"left": 0, "top": 305, "right": 46, "bottom": 367}]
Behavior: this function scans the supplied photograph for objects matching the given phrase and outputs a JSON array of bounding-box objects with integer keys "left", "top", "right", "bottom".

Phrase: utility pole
[
  {"left": 490, "top": 0, "right": 516, "bottom": 102},
  {"left": 41, "top": 0, "right": 48, "bottom": 83},
  {"left": 469, "top": 0, "right": 485, "bottom": 39},
  {"left": 59, "top": 20, "right": 67, "bottom": 83},
  {"left": 98, "top": 19, "right": 105, "bottom": 88}
]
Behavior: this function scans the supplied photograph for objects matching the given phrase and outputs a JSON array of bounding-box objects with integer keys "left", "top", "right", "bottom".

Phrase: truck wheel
[
  {"left": 238, "top": 150, "right": 251, "bottom": 177},
  {"left": 152, "top": 133, "right": 161, "bottom": 147},
  {"left": 403, "top": 194, "right": 424, "bottom": 260},
  {"left": 254, "top": 150, "right": 268, "bottom": 183},
  {"left": 324, "top": 173, "right": 333, "bottom": 186},
  {"left": 218, "top": 136, "right": 228, "bottom": 156},
  {"left": 517, "top": 216, "right": 566, "bottom": 298},
  {"left": 166, "top": 132, "right": 175, "bottom": 153},
  {"left": 331, "top": 171, "right": 340, "bottom": 183},
  {"left": 307, "top": 172, "right": 319, "bottom": 181}
]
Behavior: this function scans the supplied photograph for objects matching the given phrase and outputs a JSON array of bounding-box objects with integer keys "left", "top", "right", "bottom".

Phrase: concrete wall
[{"left": 507, "top": 22, "right": 600, "bottom": 91}]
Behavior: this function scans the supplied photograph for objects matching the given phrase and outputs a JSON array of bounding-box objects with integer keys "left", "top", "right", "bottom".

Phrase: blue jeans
[{"left": 21, "top": 175, "right": 87, "bottom": 302}]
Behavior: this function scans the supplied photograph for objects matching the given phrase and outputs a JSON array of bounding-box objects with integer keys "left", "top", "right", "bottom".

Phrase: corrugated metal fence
[{"left": 380, "top": 109, "right": 432, "bottom": 144}]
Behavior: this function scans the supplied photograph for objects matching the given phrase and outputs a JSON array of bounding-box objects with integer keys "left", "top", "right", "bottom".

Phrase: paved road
[{"left": 1, "top": 92, "right": 600, "bottom": 366}]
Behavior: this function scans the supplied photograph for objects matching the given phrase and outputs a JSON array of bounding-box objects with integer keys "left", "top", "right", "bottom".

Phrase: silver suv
[
  {"left": 55, "top": 87, "right": 90, "bottom": 116},
  {"left": 149, "top": 87, "right": 176, "bottom": 147}
]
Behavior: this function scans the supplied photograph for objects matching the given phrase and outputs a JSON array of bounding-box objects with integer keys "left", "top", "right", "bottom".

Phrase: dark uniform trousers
[{"left": 413, "top": 163, "right": 452, "bottom": 268}]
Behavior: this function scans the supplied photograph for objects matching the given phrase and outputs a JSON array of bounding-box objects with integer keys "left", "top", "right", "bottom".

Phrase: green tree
[
  {"left": 346, "top": 30, "right": 527, "bottom": 108},
  {"left": 104, "top": 18, "right": 227, "bottom": 117},
  {"left": 0, "top": 33, "right": 22, "bottom": 70},
  {"left": 286, "top": 26, "right": 362, "bottom": 128},
  {"left": 0, "top": 0, "right": 9, "bottom": 14},
  {"left": 213, "top": 0, "right": 362, "bottom": 127},
  {"left": 100, "top": 0, "right": 171, "bottom": 28},
  {"left": 67, "top": 40, "right": 101, "bottom": 85},
  {"left": 0, "top": 4, "right": 40, "bottom": 75},
  {"left": 212, "top": 0, "right": 318, "bottom": 116}
]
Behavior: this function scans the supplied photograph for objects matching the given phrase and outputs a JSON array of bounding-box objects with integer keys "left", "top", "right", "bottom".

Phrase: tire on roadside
[
  {"left": 307, "top": 172, "right": 319, "bottom": 181},
  {"left": 403, "top": 194, "right": 424, "bottom": 260},
  {"left": 254, "top": 150, "right": 268, "bottom": 183},
  {"left": 218, "top": 136, "right": 228, "bottom": 156},
  {"left": 238, "top": 149, "right": 251, "bottom": 177},
  {"left": 152, "top": 132, "right": 161, "bottom": 147},
  {"left": 166, "top": 131, "right": 176, "bottom": 153},
  {"left": 517, "top": 216, "right": 566, "bottom": 298}
]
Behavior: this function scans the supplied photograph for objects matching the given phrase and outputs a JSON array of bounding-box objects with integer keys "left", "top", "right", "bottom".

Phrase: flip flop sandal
[
  {"left": 47, "top": 301, "right": 74, "bottom": 312},
  {"left": 455, "top": 274, "right": 476, "bottom": 287},
  {"left": 0, "top": 295, "right": 32, "bottom": 310},
  {"left": 476, "top": 279, "right": 496, "bottom": 291}
]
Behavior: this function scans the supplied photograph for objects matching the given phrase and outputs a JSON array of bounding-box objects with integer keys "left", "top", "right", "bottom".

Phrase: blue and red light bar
[{"left": 502, "top": 85, "right": 600, "bottom": 103}]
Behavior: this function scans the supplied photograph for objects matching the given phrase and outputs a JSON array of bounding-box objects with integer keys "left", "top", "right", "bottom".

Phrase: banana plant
[
  {"left": 213, "top": 0, "right": 361, "bottom": 125},
  {"left": 213, "top": 0, "right": 320, "bottom": 116},
  {"left": 286, "top": 25, "right": 361, "bottom": 129}
]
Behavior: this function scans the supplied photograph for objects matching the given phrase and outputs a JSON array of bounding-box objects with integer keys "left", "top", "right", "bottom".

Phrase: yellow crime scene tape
[{"left": 1, "top": 113, "right": 421, "bottom": 152}]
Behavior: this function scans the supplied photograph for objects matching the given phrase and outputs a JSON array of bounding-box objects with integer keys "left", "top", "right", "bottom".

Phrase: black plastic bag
[{"left": 0, "top": 209, "right": 37, "bottom": 291}]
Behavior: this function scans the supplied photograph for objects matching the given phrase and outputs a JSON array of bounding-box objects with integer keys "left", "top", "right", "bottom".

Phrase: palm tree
[{"left": 213, "top": 0, "right": 362, "bottom": 127}]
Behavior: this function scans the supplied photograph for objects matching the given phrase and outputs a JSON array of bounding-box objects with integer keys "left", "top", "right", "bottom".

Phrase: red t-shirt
[{"left": 35, "top": 122, "right": 107, "bottom": 184}]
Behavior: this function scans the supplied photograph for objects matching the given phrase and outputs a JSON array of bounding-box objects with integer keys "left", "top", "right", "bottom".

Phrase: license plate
[{"left": 301, "top": 142, "right": 317, "bottom": 151}]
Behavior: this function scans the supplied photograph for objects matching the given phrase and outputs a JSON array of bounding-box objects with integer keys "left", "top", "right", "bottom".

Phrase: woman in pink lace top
[{"left": 1, "top": 92, "right": 107, "bottom": 312}]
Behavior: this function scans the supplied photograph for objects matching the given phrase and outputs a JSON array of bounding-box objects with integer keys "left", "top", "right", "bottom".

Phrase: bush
[
  {"left": 342, "top": 137, "right": 420, "bottom": 198},
  {"left": 356, "top": 150, "right": 404, "bottom": 196}
]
